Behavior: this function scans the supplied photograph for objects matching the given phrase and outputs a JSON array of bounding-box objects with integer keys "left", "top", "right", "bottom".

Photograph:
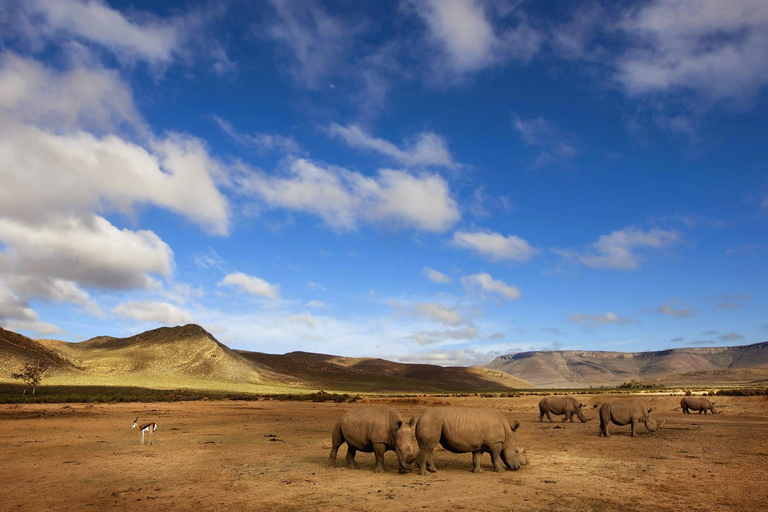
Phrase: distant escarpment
[{"left": 487, "top": 342, "right": 768, "bottom": 388}]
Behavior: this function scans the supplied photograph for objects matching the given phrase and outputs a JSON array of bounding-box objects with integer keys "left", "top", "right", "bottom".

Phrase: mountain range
[
  {"left": 0, "top": 324, "right": 530, "bottom": 392},
  {"left": 486, "top": 343, "right": 768, "bottom": 388},
  {"left": 2, "top": 324, "right": 767, "bottom": 391}
]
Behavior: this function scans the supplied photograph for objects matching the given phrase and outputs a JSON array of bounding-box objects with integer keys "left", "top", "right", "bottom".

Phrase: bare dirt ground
[{"left": 1, "top": 394, "right": 767, "bottom": 511}]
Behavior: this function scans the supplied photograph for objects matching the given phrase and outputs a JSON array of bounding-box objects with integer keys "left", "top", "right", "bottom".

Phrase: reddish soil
[{"left": 1, "top": 394, "right": 767, "bottom": 511}]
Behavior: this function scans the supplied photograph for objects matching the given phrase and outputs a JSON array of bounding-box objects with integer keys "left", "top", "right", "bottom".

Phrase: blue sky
[{"left": 0, "top": 0, "right": 766, "bottom": 365}]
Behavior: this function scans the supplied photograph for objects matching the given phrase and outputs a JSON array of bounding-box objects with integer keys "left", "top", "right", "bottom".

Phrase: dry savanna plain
[{"left": 2, "top": 394, "right": 768, "bottom": 511}]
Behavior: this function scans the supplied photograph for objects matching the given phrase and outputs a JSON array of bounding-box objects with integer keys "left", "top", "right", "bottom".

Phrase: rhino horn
[{"left": 659, "top": 420, "right": 666, "bottom": 427}]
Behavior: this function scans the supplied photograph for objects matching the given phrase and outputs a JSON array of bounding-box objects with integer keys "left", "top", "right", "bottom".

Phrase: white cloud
[
  {"left": 411, "top": 302, "right": 464, "bottom": 326},
  {"left": 512, "top": 113, "right": 581, "bottom": 168},
  {"left": 22, "top": 0, "right": 179, "bottom": 64},
  {"left": 553, "top": 227, "right": 680, "bottom": 270},
  {"left": 407, "top": 327, "right": 479, "bottom": 345},
  {"left": 0, "top": 215, "right": 172, "bottom": 290},
  {"left": 407, "top": 0, "right": 542, "bottom": 76},
  {"left": 616, "top": 0, "right": 768, "bottom": 101},
  {"left": 654, "top": 303, "right": 693, "bottom": 319},
  {"left": 236, "top": 158, "right": 459, "bottom": 232},
  {"left": 422, "top": 267, "right": 453, "bottom": 284},
  {"left": 0, "top": 52, "right": 140, "bottom": 132},
  {"left": 288, "top": 311, "right": 316, "bottom": 328},
  {"left": 0, "top": 285, "right": 64, "bottom": 335},
  {"left": 328, "top": 123, "right": 459, "bottom": 168},
  {"left": 453, "top": 230, "right": 538, "bottom": 262},
  {"left": 718, "top": 332, "right": 744, "bottom": 342},
  {"left": 568, "top": 312, "right": 638, "bottom": 330},
  {"left": 219, "top": 272, "right": 280, "bottom": 299},
  {"left": 0, "top": 54, "right": 230, "bottom": 235},
  {"left": 397, "top": 347, "right": 504, "bottom": 366},
  {"left": 213, "top": 115, "right": 300, "bottom": 154},
  {"left": 306, "top": 300, "right": 326, "bottom": 309},
  {"left": 262, "top": 0, "right": 357, "bottom": 88},
  {"left": 6, "top": 276, "right": 100, "bottom": 315},
  {"left": 113, "top": 300, "right": 194, "bottom": 325},
  {"left": 461, "top": 273, "right": 521, "bottom": 301}
]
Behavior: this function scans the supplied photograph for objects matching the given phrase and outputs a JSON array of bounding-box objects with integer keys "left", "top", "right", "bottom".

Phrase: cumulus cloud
[
  {"left": 452, "top": 230, "right": 538, "bottom": 262},
  {"left": 553, "top": 227, "right": 679, "bottom": 270},
  {"left": 461, "top": 273, "right": 521, "bottom": 301},
  {"left": 568, "top": 312, "right": 638, "bottom": 330},
  {"left": 0, "top": 285, "right": 62, "bottom": 335},
  {"left": 654, "top": 303, "right": 693, "bottom": 319},
  {"left": 113, "top": 300, "right": 194, "bottom": 325},
  {"left": 422, "top": 267, "right": 453, "bottom": 284},
  {"left": 0, "top": 215, "right": 172, "bottom": 290},
  {"left": 328, "top": 123, "right": 459, "bottom": 169},
  {"left": 235, "top": 158, "right": 459, "bottom": 232},
  {"left": 219, "top": 273, "right": 280, "bottom": 299},
  {"left": 616, "top": 0, "right": 768, "bottom": 102},
  {"left": 407, "top": 0, "right": 542, "bottom": 77},
  {"left": 6, "top": 276, "right": 100, "bottom": 315}
]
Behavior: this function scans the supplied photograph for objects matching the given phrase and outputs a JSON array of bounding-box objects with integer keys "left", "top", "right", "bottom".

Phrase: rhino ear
[
  {"left": 648, "top": 408, "right": 653, "bottom": 414},
  {"left": 396, "top": 420, "right": 403, "bottom": 430},
  {"left": 408, "top": 416, "right": 416, "bottom": 428},
  {"left": 512, "top": 420, "right": 520, "bottom": 432}
]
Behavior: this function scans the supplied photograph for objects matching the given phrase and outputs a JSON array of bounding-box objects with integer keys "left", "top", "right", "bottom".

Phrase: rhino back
[
  {"left": 341, "top": 407, "right": 401, "bottom": 450},
  {"left": 602, "top": 399, "right": 648, "bottom": 425},
  {"left": 418, "top": 407, "right": 509, "bottom": 453},
  {"left": 682, "top": 397, "right": 712, "bottom": 409},
  {"left": 542, "top": 396, "right": 579, "bottom": 414}
]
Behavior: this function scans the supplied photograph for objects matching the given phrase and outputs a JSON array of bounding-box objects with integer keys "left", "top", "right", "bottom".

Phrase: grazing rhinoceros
[
  {"left": 681, "top": 396, "right": 719, "bottom": 415},
  {"left": 538, "top": 396, "right": 588, "bottom": 423},
  {"left": 598, "top": 400, "right": 664, "bottom": 437},
  {"left": 415, "top": 407, "right": 523, "bottom": 475},
  {"left": 328, "top": 407, "right": 417, "bottom": 473}
]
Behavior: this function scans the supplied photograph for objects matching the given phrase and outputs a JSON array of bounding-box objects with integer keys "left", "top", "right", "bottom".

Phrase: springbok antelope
[{"left": 131, "top": 418, "right": 158, "bottom": 444}]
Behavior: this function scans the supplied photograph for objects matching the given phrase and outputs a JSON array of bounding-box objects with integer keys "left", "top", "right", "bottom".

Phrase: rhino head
[
  {"left": 644, "top": 408, "right": 665, "bottom": 432},
  {"left": 394, "top": 416, "right": 417, "bottom": 472},
  {"left": 501, "top": 420, "right": 523, "bottom": 470}
]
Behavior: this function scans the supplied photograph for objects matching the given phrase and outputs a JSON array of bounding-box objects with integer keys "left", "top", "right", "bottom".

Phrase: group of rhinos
[{"left": 327, "top": 395, "right": 719, "bottom": 475}]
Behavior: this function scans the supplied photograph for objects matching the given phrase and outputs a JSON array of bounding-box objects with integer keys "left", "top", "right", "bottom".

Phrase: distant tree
[{"left": 11, "top": 360, "right": 51, "bottom": 395}]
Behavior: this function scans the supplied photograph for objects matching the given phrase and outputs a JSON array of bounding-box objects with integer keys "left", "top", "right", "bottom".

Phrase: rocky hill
[
  {"left": 2, "top": 324, "right": 530, "bottom": 392},
  {"left": 486, "top": 342, "right": 768, "bottom": 388}
]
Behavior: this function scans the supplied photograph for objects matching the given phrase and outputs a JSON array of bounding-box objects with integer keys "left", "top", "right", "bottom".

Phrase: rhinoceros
[
  {"left": 538, "top": 396, "right": 588, "bottom": 423},
  {"left": 328, "top": 407, "right": 417, "bottom": 473},
  {"left": 681, "top": 396, "right": 719, "bottom": 415},
  {"left": 415, "top": 407, "right": 523, "bottom": 475},
  {"left": 598, "top": 400, "right": 664, "bottom": 437}
]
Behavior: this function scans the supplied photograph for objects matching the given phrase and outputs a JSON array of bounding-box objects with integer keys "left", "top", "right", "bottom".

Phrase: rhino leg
[
  {"left": 489, "top": 443, "right": 505, "bottom": 473},
  {"left": 563, "top": 412, "right": 571, "bottom": 422},
  {"left": 472, "top": 451, "right": 484, "bottom": 473},
  {"left": 373, "top": 443, "right": 387, "bottom": 473},
  {"left": 328, "top": 421, "right": 343, "bottom": 467},
  {"left": 630, "top": 418, "right": 639, "bottom": 437},
  {"left": 346, "top": 447, "right": 359, "bottom": 469},
  {"left": 417, "top": 443, "right": 437, "bottom": 476},
  {"left": 426, "top": 452, "right": 437, "bottom": 473}
]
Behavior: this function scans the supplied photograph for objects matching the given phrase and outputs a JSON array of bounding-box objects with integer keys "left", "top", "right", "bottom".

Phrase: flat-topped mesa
[{"left": 496, "top": 341, "right": 768, "bottom": 361}]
